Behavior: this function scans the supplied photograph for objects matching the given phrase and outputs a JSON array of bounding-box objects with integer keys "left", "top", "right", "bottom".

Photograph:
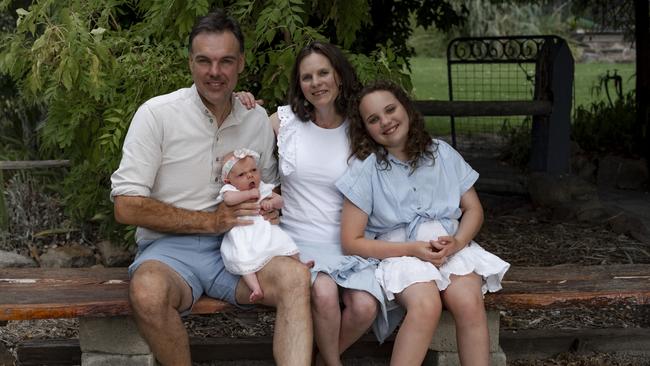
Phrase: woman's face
[
  {"left": 298, "top": 53, "right": 340, "bottom": 110},
  {"left": 358, "top": 90, "right": 410, "bottom": 153}
]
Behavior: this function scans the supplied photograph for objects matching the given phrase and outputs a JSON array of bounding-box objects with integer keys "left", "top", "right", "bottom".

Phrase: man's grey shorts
[{"left": 128, "top": 234, "right": 249, "bottom": 315}]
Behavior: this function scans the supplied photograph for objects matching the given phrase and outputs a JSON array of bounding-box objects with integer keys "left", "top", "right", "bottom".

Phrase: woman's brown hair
[{"left": 287, "top": 41, "right": 360, "bottom": 122}]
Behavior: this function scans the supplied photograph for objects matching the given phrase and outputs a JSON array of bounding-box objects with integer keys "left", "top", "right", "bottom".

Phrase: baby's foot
[{"left": 249, "top": 289, "right": 264, "bottom": 303}]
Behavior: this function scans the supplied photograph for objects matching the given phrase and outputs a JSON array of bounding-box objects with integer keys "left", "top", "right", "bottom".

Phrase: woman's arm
[
  {"left": 340, "top": 199, "right": 445, "bottom": 265},
  {"left": 269, "top": 112, "right": 280, "bottom": 136}
]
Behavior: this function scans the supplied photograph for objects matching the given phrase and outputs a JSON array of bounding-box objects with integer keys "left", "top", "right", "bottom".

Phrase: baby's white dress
[{"left": 218, "top": 182, "right": 299, "bottom": 275}]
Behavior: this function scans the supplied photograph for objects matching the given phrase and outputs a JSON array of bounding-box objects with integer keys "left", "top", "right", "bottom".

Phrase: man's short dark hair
[{"left": 189, "top": 9, "right": 244, "bottom": 53}]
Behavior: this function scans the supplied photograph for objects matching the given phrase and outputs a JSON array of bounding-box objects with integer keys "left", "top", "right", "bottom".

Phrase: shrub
[
  {"left": 0, "top": 0, "right": 465, "bottom": 243},
  {"left": 572, "top": 90, "right": 638, "bottom": 157}
]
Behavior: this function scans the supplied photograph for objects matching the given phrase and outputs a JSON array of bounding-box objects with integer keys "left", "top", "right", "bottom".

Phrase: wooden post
[
  {"left": 530, "top": 38, "right": 574, "bottom": 174},
  {"left": 635, "top": 0, "right": 650, "bottom": 169},
  {"left": 0, "top": 169, "right": 7, "bottom": 231}
]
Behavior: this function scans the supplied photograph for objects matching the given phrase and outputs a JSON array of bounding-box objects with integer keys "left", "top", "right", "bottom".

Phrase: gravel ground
[{"left": 1, "top": 193, "right": 649, "bottom": 365}]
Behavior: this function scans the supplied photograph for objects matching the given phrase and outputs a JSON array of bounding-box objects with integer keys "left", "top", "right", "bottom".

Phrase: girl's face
[
  {"left": 298, "top": 53, "right": 340, "bottom": 110},
  {"left": 358, "top": 90, "right": 410, "bottom": 154},
  {"left": 226, "top": 156, "right": 261, "bottom": 191}
]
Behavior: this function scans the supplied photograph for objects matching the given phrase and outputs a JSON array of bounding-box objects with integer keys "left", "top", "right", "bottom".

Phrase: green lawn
[
  {"left": 410, "top": 56, "right": 635, "bottom": 108},
  {"left": 409, "top": 56, "right": 636, "bottom": 135}
]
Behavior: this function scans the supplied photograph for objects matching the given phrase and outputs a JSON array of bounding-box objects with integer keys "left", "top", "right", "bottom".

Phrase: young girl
[
  {"left": 337, "top": 81, "right": 510, "bottom": 365},
  {"left": 218, "top": 148, "right": 300, "bottom": 302}
]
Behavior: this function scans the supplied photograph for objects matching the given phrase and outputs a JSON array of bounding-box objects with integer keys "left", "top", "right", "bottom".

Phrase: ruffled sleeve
[{"left": 277, "top": 105, "right": 299, "bottom": 176}]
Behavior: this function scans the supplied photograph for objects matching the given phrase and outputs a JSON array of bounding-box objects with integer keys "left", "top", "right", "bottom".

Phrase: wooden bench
[{"left": 2, "top": 264, "right": 649, "bottom": 365}]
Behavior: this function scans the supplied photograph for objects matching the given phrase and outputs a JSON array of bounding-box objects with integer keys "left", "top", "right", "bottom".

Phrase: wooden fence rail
[
  {"left": 0, "top": 160, "right": 70, "bottom": 170},
  {"left": 413, "top": 100, "right": 552, "bottom": 117}
]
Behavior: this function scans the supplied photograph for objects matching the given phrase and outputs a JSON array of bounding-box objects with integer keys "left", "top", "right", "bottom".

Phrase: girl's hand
[
  {"left": 430, "top": 236, "right": 465, "bottom": 266},
  {"left": 411, "top": 241, "right": 447, "bottom": 267},
  {"left": 234, "top": 91, "right": 264, "bottom": 109}
]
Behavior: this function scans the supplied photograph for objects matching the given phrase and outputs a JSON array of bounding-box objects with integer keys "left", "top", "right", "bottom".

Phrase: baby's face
[{"left": 227, "top": 156, "right": 261, "bottom": 191}]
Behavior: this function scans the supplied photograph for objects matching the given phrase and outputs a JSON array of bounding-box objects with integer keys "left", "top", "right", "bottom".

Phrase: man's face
[{"left": 189, "top": 31, "right": 244, "bottom": 114}]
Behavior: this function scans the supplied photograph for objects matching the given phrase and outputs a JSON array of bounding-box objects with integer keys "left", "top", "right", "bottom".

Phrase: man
[{"left": 110, "top": 10, "right": 312, "bottom": 366}]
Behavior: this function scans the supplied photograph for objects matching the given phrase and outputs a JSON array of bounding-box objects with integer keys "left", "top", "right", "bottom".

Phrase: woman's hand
[{"left": 234, "top": 91, "right": 264, "bottom": 110}]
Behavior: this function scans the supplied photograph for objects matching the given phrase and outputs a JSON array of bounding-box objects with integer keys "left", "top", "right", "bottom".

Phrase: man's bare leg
[
  {"left": 129, "top": 260, "right": 194, "bottom": 366},
  {"left": 237, "top": 256, "right": 312, "bottom": 365}
]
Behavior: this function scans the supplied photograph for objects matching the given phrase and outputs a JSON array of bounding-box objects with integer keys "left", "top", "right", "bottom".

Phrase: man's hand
[{"left": 211, "top": 201, "right": 259, "bottom": 234}]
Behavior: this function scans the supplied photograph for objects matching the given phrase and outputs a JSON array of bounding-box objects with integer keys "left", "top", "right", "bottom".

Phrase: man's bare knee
[
  {"left": 278, "top": 257, "right": 310, "bottom": 291},
  {"left": 129, "top": 261, "right": 191, "bottom": 316},
  {"left": 258, "top": 256, "right": 310, "bottom": 304}
]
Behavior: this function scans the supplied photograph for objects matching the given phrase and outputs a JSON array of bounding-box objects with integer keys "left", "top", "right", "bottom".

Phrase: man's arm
[{"left": 114, "top": 195, "right": 258, "bottom": 235}]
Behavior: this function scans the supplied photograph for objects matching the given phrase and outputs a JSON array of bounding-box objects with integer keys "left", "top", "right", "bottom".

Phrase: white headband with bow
[{"left": 221, "top": 148, "right": 260, "bottom": 183}]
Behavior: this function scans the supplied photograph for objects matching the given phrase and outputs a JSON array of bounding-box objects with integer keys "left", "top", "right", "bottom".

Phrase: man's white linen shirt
[{"left": 110, "top": 85, "right": 279, "bottom": 243}]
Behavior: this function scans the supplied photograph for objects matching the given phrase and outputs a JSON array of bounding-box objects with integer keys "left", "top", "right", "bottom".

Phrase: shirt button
[{"left": 209, "top": 118, "right": 214, "bottom": 123}]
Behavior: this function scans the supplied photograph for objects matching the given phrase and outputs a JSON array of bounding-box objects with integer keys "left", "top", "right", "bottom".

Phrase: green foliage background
[{"left": 0, "top": 0, "right": 464, "bottom": 241}]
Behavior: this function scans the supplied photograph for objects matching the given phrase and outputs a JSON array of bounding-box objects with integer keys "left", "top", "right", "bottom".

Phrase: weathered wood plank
[
  {"left": 0, "top": 160, "right": 70, "bottom": 170},
  {"left": 413, "top": 100, "right": 553, "bottom": 117},
  {"left": 16, "top": 338, "right": 81, "bottom": 366},
  {"left": 1, "top": 265, "right": 649, "bottom": 321}
]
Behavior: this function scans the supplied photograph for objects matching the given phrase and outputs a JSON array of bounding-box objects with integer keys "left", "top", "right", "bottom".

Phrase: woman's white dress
[{"left": 276, "top": 105, "right": 394, "bottom": 342}]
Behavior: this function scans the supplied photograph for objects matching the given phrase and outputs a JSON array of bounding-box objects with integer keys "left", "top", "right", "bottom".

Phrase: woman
[{"left": 268, "top": 42, "right": 390, "bottom": 366}]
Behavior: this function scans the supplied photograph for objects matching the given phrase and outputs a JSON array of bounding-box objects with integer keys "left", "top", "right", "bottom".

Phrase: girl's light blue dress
[{"left": 336, "top": 139, "right": 510, "bottom": 335}]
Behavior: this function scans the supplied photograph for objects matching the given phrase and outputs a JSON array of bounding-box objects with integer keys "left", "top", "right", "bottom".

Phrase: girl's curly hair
[{"left": 348, "top": 80, "right": 437, "bottom": 172}]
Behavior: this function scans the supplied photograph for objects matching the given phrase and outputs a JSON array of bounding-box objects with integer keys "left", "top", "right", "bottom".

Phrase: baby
[{"left": 218, "top": 148, "right": 300, "bottom": 302}]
